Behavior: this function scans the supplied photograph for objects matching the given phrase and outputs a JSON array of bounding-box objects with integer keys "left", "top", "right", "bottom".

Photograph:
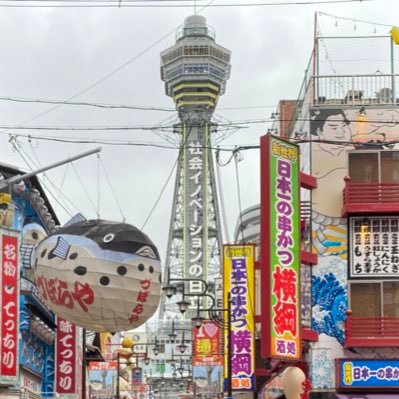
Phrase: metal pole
[
  {"left": 227, "top": 292, "right": 233, "bottom": 399},
  {"left": 116, "top": 352, "right": 120, "bottom": 399},
  {"left": 391, "top": 36, "right": 395, "bottom": 103},
  {"left": 0, "top": 147, "right": 102, "bottom": 189},
  {"left": 82, "top": 329, "right": 86, "bottom": 399}
]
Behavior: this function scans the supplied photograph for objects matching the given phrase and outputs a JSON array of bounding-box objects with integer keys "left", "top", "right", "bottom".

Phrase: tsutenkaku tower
[{"left": 159, "top": 15, "right": 231, "bottom": 319}]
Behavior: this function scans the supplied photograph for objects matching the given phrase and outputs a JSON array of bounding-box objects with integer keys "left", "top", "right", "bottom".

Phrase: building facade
[
  {"left": 0, "top": 164, "right": 98, "bottom": 399},
  {"left": 233, "top": 29, "right": 399, "bottom": 399},
  {"left": 271, "top": 31, "right": 399, "bottom": 399},
  {"left": 0, "top": 163, "right": 62, "bottom": 399}
]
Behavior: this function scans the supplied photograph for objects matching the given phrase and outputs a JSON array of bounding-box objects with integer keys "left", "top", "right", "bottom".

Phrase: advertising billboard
[
  {"left": 223, "top": 244, "right": 255, "bottom": 391},
  {"left": 260, "top": 134, "right": 301, "bottom": 360}
]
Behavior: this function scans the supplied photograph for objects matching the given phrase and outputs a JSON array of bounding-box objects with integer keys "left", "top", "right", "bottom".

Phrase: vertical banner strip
[
  {"left": 56, "top": 317, "right": 77, "bottom": 395},
  {"left": 0, "top": 233, "right": 19, "bottom": 381},
  {"left": 261, "top": 135, "right": 301, "bottom": 360},
  {"left": 260, "top": 134, "right": 272, "bottom": 358},
  {"left": 223, "top": 244, "right": 255, "bottom": 391}
]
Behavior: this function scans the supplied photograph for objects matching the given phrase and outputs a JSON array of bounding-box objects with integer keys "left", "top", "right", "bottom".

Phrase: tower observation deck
[{"left": 159, "top": 15, "right": 231, "bottom": 320}]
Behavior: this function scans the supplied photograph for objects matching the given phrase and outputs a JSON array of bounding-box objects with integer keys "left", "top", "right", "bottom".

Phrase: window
[
  {"left": 349, "top": 281, "right": 399, "bottom": 317},
  {"left": 183, "top": 45, "right": 209, "bottom": 56},
  {"left": 348, "top": 150, "right": 399, "bottom": 183}
]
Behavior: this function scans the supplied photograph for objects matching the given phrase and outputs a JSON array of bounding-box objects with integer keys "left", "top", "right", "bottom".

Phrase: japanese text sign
[
  {"left": 183, "top": 125, "right": 209, "bottom": 303},
  {"left": 192, "top": 321, "right": 223, "bottom": 366},
  {"left": 260, "top": 135, "right": 301, "bottom": 360},
  {"left": 337, "top": 359, "right": 399, "bottom": 388},
  {"left": 56, "top": 317, "right": 77, "bottom": 395},
  {"left": 223, "top": 244, "right": 255, "bottom": 391},
  {"left": 0, "top": 232, "right": 19, "bottom": 385},
  {"left": 349, "top": 216, "right": 399, "bottom": 278}
]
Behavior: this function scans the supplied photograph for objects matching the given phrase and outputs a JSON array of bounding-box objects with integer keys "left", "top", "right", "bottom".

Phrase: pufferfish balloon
[{"left": 32, "top": 219, "right": 162, "bottom": 332}]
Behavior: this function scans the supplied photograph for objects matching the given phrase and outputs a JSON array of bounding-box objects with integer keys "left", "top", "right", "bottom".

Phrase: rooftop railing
[{"left": 314, "top": 74, "right": 399, "bottom": 106}]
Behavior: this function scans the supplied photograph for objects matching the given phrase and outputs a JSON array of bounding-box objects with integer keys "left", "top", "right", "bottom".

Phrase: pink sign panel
[
  {"left": 56, "top": 317, "right": 77, "bottom": 394},
  {"left": 1, "top": 233, "right": 19, "bottom": 380}
]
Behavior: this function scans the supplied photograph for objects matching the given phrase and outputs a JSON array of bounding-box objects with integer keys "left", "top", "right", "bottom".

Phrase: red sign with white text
[
  {"left": 1, "top": 233, "right": 19, "bottom": 381},
  {"left": 56, "top": 317, "right": 77, "bottom": 394},
  {"left": 192, "top": 321, "right": 223, "bottom": 366}
]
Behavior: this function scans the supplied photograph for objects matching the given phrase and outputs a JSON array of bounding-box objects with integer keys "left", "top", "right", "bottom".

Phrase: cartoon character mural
[{"left": 32, "top": 219, "right": 162, "bottom": 332}]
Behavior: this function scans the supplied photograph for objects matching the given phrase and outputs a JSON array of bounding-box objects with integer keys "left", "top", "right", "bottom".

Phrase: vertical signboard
[
  {"left": 192, "top": 320, "right": 223, "bottom": 366},
  {"left": 0, "top": 231, "right": 19, "bottom": 385},
  {"left": 260, "top": 134, "right": 301, "bottom": 360},
  {"left": 56, "top": 317, "right": 77, "bottom": 397},
  {"left": 349, "top": 216, "right": 399, "bottom": 278},
  {"left": 223, "top": 244, "right": 255, "bottom": 391},
  {"left": 183, "top": 123, "right": 209, "bottom": 302}
]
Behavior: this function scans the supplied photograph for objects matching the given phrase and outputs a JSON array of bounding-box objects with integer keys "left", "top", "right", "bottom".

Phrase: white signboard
[{"left": 350, "top": 216, "right": 399, "bottom": 278}]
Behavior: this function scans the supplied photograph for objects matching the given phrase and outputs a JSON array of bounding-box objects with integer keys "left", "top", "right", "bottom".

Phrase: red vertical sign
[
  {"left": 192, "top": 321, "right": 223, "bottom": 366},
  {"left": 1, "top": 234, "right": 19, "bottom": 378},
  {"left": 56, "top": 317, "right": 77, "bottom": 394}
]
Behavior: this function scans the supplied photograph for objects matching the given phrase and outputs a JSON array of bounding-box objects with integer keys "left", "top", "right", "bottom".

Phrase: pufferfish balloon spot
[{"left": 32, "top": 219, "right": 162, "bottom": 333}]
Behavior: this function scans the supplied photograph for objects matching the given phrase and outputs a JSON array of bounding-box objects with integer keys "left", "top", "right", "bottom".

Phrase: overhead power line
[
  {"left": 0, "top": 96, "right": 175, "bottom": 111},
  {"left": 0, "top": 0, "right": 372, "bottom": 7},
  {"left": 318, "top": 11, "right": 393, "bottom": 28},
  {"left": 12, "top": 132, "right": 399, "bottom": 151},
  {"left": 0, "top": 95, "right": 279, "bottom": 112},
  {"left": 0, "top": 115, "right": 398, "bottom": 131}
]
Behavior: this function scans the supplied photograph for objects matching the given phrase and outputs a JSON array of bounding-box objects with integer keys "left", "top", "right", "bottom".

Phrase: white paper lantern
[
  {"left": 32, "top": 219, "right": 162, "bottom": 332},
  {"left": 282, "top": 367, "right": 306, "bottom": 399}
]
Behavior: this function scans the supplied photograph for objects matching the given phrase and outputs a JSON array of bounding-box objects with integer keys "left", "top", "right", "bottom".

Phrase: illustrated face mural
[{"left": 32, "top": 219, "right": 162, "bottom": 332}]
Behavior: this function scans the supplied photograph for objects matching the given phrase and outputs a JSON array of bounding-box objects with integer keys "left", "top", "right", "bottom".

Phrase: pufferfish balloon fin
[
  {"left": 136, "top": 246, "right": 157, "bottom": 259},
  {"left": 63, "top": 213, "right": 87, "bottom": 228},
  {"left": 49, "top": 236, "right": 71, "bottom": 260}
]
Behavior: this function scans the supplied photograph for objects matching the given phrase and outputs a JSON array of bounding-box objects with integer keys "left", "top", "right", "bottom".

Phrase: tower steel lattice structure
[{"left": 159, "top": 15, "right": 231, "bottom": 320}]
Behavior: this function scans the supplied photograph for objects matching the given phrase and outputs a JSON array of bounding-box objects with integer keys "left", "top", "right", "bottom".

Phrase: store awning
[{"left": 336, "top": 394, "right": 399, "bottom": 399}]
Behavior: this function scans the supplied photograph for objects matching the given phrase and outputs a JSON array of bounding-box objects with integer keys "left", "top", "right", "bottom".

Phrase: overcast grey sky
[{"left": 0, "top": 0, "right": 396, "bottom": 259}]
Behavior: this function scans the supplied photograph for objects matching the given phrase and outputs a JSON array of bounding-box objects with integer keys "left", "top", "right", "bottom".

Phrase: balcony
[
  {"left": 342, "top": 176, "right": 399, "bottom": 216},
  {"left": 345, "top": 311, "right": 399, "bottom": 347}
]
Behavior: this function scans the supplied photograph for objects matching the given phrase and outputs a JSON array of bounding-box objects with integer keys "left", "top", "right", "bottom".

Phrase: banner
[
  {"left": 260, "top": 134, "right": 301, "bottom": 360},
  {"left": 192, "top": 321, "right": 223, "bottom": 366},
  {"left": 223, "top": 244, "right": 255, "bottom": 391},
  {"left": 56, "top": 317, "right": 78, "bottom": 396},
  {"left": 337, "top": 359, "right": 399, "bottom": 389},
  {"left": 0, "top": 231, "right": 19, "bottom": 385}
]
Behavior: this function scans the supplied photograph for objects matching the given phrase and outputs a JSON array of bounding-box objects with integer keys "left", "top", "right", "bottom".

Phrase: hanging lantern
[
  {"left": 390, "top": 26, "right": 399, "bottom": 45},
  {"left": 282, "top": 367, "right": 306, "bottom": 399},
  {"left": 32, "top": 219, "right": 162, "bottom": 332}
]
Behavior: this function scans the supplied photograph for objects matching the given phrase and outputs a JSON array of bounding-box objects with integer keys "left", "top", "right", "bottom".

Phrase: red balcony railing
[
  {"left": 345, "top": 311, "right": 399, "bottom": 347},
  {"left": 342, "top": 176, "right": 399, "bottom": 216}
]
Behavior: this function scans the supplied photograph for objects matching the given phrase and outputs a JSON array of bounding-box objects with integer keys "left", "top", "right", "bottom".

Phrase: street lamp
[
  {"left": 176, "top": 298, "right": 191, "bottom": 313},
  {"left": 176, "top": 331, "right": 189, "bottom": 354},
  {"left": 163, "top": 277, "right": 233, "bottom": 399},
  {"left": 162, "top": 274, "right": 211, "bottom": 313}
]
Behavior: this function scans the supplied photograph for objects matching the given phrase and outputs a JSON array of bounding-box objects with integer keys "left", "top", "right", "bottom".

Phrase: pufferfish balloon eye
[{"left": 32, "top": 219, "right": 162, "bottom": 332}]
